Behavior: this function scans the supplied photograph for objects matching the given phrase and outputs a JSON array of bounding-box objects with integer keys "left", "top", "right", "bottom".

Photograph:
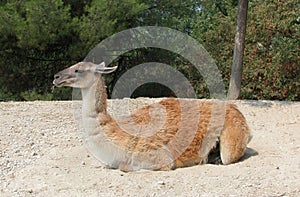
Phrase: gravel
[{"left": 0, "top": 99, "right": 299, "bottom": 196}]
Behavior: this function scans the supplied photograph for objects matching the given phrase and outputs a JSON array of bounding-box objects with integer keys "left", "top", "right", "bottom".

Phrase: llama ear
[{"left": 94, "top": 62, "right": 118, "bottom": 74}]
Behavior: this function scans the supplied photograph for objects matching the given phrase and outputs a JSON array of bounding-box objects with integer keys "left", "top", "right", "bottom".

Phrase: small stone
[
  {"left": 9, "top": 173, "right": 15, "bottom": 179},
  {"left": 94, "top": 165, "right": 102, "bottom": 169},
  {"left": 81, "top": 161, "right": 86, "bottom": 165}
]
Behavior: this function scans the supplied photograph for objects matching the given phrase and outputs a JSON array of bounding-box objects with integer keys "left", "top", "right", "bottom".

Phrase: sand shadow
[
  {"left": 208, "top": 147, "right": 258, "bottom": 164},
  {"left": 240, "top": 100, "right": 296, "bottom": 108},
  {"left": 239, "top": 147, "right": 258, "bottom": 162},
  {"left": 241, "top": 100, "right": 274, "bottom": 108}
]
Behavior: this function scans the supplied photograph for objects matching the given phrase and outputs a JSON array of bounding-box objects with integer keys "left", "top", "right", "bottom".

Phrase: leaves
[{"left": 193, "top": 0, "right": 299, "bottom": 100}]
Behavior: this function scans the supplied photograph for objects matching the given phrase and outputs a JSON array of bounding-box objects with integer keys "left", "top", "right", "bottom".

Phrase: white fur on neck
[{"left": 81, "top": 83, "right": 98, "bottom": 133}]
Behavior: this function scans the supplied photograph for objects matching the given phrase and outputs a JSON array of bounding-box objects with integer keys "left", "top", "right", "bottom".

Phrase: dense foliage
[{"left": 0, "top": 0, "right": 298, "bottom": 101}]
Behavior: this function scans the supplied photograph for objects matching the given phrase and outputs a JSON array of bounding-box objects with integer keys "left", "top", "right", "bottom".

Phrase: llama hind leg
[{"left": 220, "top": 124, "right": 250, "bottom": 165}]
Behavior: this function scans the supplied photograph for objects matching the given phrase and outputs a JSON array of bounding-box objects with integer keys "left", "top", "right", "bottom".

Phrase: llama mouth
[
  {"left": 53, "top": 79, "right": 73, "bottom": 87},
  {"left": 54, "top": 82, "right": 65, "bottom": 87}
]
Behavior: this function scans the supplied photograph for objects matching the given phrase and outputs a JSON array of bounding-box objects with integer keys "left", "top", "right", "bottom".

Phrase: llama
[{"left": 53, "top": 61, "right": 251, "bottom": 171}]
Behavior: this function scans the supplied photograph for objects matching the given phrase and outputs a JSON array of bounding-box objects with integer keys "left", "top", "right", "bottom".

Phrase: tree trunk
[{"left": 227, "top": 0, "right": 249, "bottom": 100}]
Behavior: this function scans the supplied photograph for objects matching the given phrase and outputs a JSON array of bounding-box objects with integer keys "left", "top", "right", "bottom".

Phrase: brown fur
[
  {"left": 95, "top": 76, "right": 108, "bottom": 113},
  {"left": 96, "top": 94, "right": 250, "bottom": 170}
]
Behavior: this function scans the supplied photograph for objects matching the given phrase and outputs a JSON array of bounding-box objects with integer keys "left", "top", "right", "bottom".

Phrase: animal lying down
[{"left": 53, "top": 61, "right": 252, "bottom": 172}]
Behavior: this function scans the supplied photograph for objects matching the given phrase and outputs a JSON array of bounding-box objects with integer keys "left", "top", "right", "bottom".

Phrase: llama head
[{"left": 53, "top": 62, "right": 117, "bottom": 88}]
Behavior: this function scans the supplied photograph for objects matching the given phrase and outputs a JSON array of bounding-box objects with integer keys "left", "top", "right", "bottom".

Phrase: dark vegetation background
[{"left": 0, "top": 0, "right": 299, "bottom": 101}]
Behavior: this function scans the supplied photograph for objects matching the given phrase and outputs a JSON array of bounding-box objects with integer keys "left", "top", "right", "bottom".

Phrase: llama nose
[{"left": 54, "top": 74, "right": 60, "bottom": 79}]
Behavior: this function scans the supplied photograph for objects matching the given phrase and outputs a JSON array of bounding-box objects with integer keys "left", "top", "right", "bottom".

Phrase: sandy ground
[{"left": 0, "top": 99, "right": 299, "bottom": 196}]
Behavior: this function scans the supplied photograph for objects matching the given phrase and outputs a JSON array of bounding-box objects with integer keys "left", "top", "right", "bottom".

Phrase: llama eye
[{"left": 75, "top": 69, "right": 84, "bottom": 73}]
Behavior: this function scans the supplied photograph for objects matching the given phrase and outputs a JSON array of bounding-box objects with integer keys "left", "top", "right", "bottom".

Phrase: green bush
[{"left": 0, "top": 0, "right": 298, "bottom": 101}]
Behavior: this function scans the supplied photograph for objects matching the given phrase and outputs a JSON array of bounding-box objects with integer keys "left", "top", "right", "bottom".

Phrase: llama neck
[
  {"left": 81, "top": 74, "right": 108, "bottom": 118},
  {"left": 95, "top": 76, "right": 108, "bottom": 114}
]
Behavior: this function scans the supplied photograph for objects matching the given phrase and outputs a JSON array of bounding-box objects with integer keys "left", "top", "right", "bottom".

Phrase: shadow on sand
[
  {"left": 239, "top": 147, "right": 258, "bottom": 162},
  {"left": 207, "top": 147, "right": 258, "bottom": 165}
]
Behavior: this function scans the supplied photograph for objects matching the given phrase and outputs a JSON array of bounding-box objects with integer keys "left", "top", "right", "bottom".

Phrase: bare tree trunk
[{"left": 227, "top": 0, "right": 249, "bottom": 100}]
